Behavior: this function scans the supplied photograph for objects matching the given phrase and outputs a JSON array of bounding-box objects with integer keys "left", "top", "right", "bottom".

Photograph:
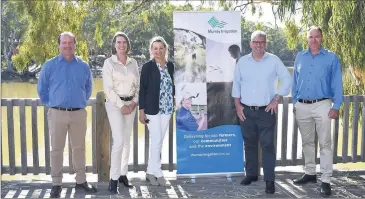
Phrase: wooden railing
[
  {"left": 0, "top": 98, "right": 97, "bottom": 175},
  {"left": 1, "top": 92, "right": 365, "bottom": 182}
]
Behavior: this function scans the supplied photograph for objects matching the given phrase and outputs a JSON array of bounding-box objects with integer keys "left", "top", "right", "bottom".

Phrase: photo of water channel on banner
[{"left": 173, "top": 11, "right": 244, "bottom": 176}]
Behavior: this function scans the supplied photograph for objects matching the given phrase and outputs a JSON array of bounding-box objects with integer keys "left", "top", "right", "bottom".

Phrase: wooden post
[
  {"left": 96, "top": 91, "right": 110, "bottom": 182},
  {"left": 342, "top": 96, "right": 350, "bottom": 162}
]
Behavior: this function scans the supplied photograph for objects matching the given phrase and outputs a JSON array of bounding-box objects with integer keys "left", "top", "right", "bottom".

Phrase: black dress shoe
[
  {"left": 265, "top": 181, "right": 275, "bottom": 194},
  {"left": 293, "top": 174, "right": 317, "bottom": 185},
  {"left": 320, "top": 182, "right": 331, "bottom": 196},
  {"left": 109, "top": 179, "right": 118, "bottom": 194},
  {"left": 119, "top": 175, "right": 133, "bottom": 188},
  {"left": 50, "top": 185, "right": 62, "bottom": 198},
  {"left": 75, "top": 182, "right": 98, "bottom": 193},
  {"left": 240, "top": 176, "right": 258, "bottom": 185}
]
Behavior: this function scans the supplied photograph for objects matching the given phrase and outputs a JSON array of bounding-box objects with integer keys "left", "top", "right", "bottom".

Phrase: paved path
[{"left": 2, "top": 170, "right": 365, "bottom": 198}]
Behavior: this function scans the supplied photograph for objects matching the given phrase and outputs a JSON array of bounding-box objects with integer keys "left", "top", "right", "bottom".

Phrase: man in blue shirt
[
  {"left": 232, "top": 30, "right": 291, "bottom": 194},
  {"left": 292, "top": 26, "right": 343, "bottom": 197},
  {"left": 37, "top": 32, "right": 96, "bottom": 198}
]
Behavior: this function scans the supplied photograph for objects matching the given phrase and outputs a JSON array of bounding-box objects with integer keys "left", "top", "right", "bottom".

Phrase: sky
[{"left": 171, "top": 1, "right": 302, "bottom": 28}]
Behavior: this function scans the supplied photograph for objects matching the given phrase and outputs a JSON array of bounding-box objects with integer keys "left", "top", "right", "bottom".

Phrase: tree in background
[
  {"left": 8, "top": 1, "right": 89, "bottom": 71},
  {"left": 1, "top": 0, "right": 28, "bottom": 71},
  {"left": 2, "top": 0, "right": 301, "bottom": 73},
  {"left": 276, "top": 0, "right": 365, "bottom": 93},
  {"left": 6, "top": 0, "right": 159, "bottom": 72},
  {"left": 239, "top": 20, "right": 302, "bottom": 66}
]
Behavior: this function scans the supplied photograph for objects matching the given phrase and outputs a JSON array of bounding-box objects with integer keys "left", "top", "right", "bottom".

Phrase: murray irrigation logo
[{"left": 208, "top": 17, "right": 227, "bottom": 28}]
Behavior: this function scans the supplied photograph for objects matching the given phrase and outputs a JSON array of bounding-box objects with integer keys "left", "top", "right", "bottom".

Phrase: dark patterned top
[{"left": 157, "top": 63, "right": 173, "bottom": 114}]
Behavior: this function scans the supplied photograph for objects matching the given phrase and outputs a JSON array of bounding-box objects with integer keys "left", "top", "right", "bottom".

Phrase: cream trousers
[
  {"left": 294, "top": 99, "right": 333, "bottom": 183},
  {"left": 105, "top": 101, "right": 136, "bottom": 180}
]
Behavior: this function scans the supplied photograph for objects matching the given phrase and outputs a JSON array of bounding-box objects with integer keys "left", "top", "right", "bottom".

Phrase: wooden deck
[{"left": 2, "top": 169, "right": 365, "bottom": 198}]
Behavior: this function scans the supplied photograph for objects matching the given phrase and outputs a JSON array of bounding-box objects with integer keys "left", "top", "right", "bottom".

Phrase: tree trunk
[
  {"left": 348, "top": 65, "right": 361, "bottom": 85},
  {"left": 3, "top": 37, "right": 13, "bottom": 71}
]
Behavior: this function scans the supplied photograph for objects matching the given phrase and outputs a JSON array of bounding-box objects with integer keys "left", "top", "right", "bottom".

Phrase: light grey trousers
[{"left": 294, "top": 99, "right": 333, "bottom": 183}]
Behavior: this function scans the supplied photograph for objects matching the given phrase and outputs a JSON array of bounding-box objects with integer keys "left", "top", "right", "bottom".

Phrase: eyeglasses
[{"left": 252, "top": 41, "right": 266, "bottom": 45}]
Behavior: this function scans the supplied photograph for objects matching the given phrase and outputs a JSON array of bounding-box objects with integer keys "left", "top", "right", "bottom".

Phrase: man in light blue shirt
[
  {"left": 37, "top": 32, "right": 96, "bottom": 198},
  {"left": 232, "top": 30, "right": 291, "bottom": 194},
  {"left": 292, "top": 26, "right": 343, "bottom": 197}
]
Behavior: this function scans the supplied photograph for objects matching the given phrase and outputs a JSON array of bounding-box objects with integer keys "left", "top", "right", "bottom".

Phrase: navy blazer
[{"left": 139, "top": 59, "right": 175, "bottom": 115}]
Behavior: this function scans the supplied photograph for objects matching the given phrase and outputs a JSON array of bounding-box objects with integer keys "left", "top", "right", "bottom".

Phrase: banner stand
[{"left": 173, "top": 11, "right": 243, "bottom": 177}]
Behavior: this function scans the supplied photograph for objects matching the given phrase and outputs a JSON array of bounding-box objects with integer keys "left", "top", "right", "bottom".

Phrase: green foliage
[
  {"left": 340, "top": 71, "right": 364, "bottom": 128},
  {"left": 11, "top": 1, "right": 89, "bottom": 71},
  {"left": 239, "top": 19, "right": 302, "bottom": 65},
  {"left": 283, "top": 20, "right": 301, "bottom": 50},
  {"left": 255, "top": 22, "right": 264, "bottom": 30},
  {"left": 277, "top": 0, "right": 365, "bottom": 127},
  {"left": 4, "top": 0, "right": 301, "bottom": 71},
  {"left": 1, "top": 0, "right": 28, "bottom": 71},
  {"left": 1, "top": 59, "right": 7, "bottom": 69},
  {"left": 277, "top": 0, "right": 365, "bottom": 92},
  {"left": 343, "top": 70, "right": 365, "bottom": 96},
  {"left": 84, "top": 1, "right": 206, "bottom": 62}
]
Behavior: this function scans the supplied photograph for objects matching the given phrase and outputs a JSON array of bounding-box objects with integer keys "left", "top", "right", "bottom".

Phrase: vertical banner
[{"left": 173, "top": 11, "right": 244, "bottom": 175}]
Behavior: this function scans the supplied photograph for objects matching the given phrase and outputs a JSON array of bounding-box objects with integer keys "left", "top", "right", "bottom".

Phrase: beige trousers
[
  {"left": 48, "top": 108, "right": 87, "bottom": 185},
  {"left": 294, "top": 99, "right": 333, "bottom": 183}
]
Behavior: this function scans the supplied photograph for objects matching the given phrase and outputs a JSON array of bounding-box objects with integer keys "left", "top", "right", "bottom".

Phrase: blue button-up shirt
[
  {"left": 176, "top": 107, "right": 198, "bottom": 131},
  {"left": 37, "top": 55, "right": 93, "bottom": 108},
  {"left": 292, "top": 47, "right": 343, "bottom": 110},
  {"left": 232, "top": 52, "right": 292, "bottom": 106}
]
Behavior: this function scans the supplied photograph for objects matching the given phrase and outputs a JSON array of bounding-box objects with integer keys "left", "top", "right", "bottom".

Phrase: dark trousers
[{"left": 239, "top": 106, "right": 276, "bottom": 181}]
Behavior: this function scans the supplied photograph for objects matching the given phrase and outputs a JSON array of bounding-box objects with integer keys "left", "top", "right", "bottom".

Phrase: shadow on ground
[{"left": 1, "top": 170, "right": 365, "bottom": 198}]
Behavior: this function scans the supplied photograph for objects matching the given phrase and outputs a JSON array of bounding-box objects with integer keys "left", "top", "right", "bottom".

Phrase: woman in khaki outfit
[{"left": 102, "top": 32, "right": 139, "bottom": 194}]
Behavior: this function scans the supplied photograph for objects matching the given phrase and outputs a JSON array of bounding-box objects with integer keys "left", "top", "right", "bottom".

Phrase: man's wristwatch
[{"left": 273, "top": 96, "right": 279, "bottom": 101}]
